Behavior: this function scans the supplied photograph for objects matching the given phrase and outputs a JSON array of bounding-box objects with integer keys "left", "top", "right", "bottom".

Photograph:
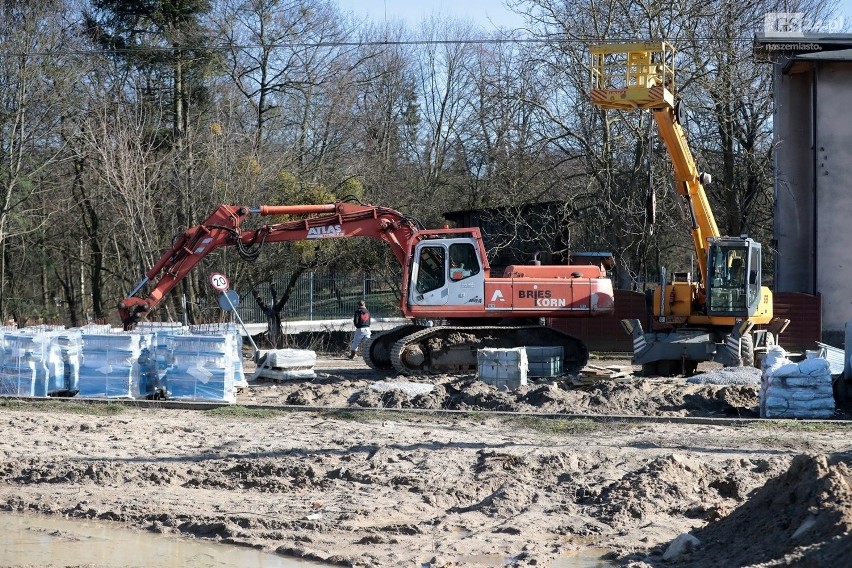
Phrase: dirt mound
[
  {"left": 660, "top": 453, "right": 852, "bottom": 566},
  {"left": 252, "top": 372, "right": 761, "bottom": 418},
  {"left": 7, "top": 355, "right": 850, "bottom": 566},
  {"left": 3, "top": 395, "right": 852, "bottom": 566},
  {"left": 593, "top": 454, "right": 718, "bottom": 527}
]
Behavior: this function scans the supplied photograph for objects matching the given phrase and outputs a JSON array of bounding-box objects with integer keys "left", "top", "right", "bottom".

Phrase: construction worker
[{"left": 348, "top": 300, "right": 371, "bottom": 359}]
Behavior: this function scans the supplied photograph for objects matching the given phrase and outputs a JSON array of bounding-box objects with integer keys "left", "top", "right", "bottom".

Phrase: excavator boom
[{"left": 118, "top": 201, "right": 422, "bottom": 328}]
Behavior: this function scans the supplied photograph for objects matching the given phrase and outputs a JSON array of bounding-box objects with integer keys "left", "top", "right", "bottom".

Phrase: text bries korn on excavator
[
  {"left": 589, "top": 41, "right": 789, "bottom": 376},
  {"left": 118, "top": 202, "right": 614, "bottom": 375}
]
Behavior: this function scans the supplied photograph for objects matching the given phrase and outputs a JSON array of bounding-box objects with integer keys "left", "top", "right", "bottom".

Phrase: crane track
[{"left": 388, "top": 324, "right": 589, "bottom": 376}]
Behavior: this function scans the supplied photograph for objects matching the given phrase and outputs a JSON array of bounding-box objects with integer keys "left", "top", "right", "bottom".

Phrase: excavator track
[
  {"left": 362, "top": 324, "right": 426, "bottom": 370},
  {"left": 388, "top": 325, "right": 589, "bottom": 376}
]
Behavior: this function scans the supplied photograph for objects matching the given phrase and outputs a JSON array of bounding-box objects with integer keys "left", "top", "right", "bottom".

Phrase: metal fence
[{"left": 234, "top": 271, "right": 401, "bottom": 323}]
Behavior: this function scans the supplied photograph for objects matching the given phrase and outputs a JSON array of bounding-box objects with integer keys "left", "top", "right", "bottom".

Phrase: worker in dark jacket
[{"left": 348, "top": 300, "right": 371, "bottom": 359}]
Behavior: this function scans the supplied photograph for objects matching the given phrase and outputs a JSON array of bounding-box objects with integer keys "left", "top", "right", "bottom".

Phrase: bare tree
[
  {"left": 407, "top": 16, "right": 481, "bottom": 223},
  {"left": 346, "top": 23, "right": 420, "bottom": 207},
  {"left": 0, "top": 1, "right": 78, "bottom": 319},
  {"left": 78, "top": 84, "right": 175, "bottom": 317},
  {"left": 215, "top": 0, "right": 364, "bottom": 180}
]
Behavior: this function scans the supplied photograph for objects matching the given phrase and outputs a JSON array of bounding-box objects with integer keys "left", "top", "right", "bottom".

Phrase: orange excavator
[{"left": 118, "top": 200, "right": 615, "bottom": 374}]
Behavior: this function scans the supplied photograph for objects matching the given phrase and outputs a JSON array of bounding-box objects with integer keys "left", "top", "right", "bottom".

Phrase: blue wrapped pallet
[
  {"left": 46, "top": 330, "right": 82, "bottom": 396},
  {"left": 0, "top": 329, "right": 84, "bottom": 398},
  {"left": 136, "top": 322, "right": 187, "bottom": 398},
  {"left": 77, "top": 332, "right": 154, "bottom": 398},
  {"left": 188, "top": 323, "right": 246, "bottom": 390},
  {"left": 163, "top": 333, "right": 237, "bottom": 403},
  {"left": 0, "top": 332, "right": 51, "bottom": 397}
]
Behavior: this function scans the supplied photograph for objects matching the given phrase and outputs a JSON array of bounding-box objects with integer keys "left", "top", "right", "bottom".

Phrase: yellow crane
[{"left": 589, "top": 41, "right": 788, "bottom": 376}]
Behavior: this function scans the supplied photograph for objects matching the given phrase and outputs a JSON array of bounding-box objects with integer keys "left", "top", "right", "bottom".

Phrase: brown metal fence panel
[
  {"left": 771, "top": 292, "right": 821, "bottom": 351},
  {"left": 550, "top": 290, "right": 647, "bottom": 352},
  {"left": 551, "top": 290, "right": 821, "bottom": 354}
]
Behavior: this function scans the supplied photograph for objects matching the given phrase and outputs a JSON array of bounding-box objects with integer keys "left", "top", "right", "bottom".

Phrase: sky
[
  {"left": 336, "top": 0, "right": 525, "bottom": 31},
  {"left": 338, "top": 0, "right": 852, "bottom": 33},
  {"left": 840, "top": 0, "right": 852, "bottom": 27}
]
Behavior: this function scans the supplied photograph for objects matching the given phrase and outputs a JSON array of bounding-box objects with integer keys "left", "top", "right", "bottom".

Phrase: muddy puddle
[
  {"left": 1, "top": 511, "right": 614, "bottom": 567},
  {"left": 0, "top": 512, "right": 328, "bottom": 567},
  {"left": 552, "top": 549, "right": 616, "bottom": 567}
]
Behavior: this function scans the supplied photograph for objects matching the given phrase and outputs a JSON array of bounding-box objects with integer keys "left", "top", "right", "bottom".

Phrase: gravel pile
[
  {"left": 687, "top": 366, "right": 762, "bottom": 386},
  {"left": 369, "top": 380, "right": 435, "bottom": 396}
]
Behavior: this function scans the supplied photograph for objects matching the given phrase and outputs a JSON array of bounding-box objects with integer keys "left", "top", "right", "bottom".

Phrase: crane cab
[{"left": 705, "top": 237, "right": 766, "bottom": 318}]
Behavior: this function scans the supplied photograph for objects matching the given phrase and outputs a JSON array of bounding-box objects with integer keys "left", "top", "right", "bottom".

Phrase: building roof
[
  {"left": 754, "top": 32, "right": 852, "bottom": 43},
  {"left": 782, "top": 48, "right": 852, "bottom": 74},
  {"left": 753, "top": 33, "right": 852, "bottom": 59},
  {"left": 790, "top": 47, "right": 852, "bottom": 60}
]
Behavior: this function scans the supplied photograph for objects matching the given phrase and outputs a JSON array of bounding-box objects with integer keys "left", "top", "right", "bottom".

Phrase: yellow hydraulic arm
[{"left": 589, "top": 41, "right": 719, "bottom": 286}]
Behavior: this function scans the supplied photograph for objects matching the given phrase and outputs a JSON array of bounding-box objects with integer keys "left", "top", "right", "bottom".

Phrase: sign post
[{"left": 208, "top": 272, "right": 258, "bottom": 357}]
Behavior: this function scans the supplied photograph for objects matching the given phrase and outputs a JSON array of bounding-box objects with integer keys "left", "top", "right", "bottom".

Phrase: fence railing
[{"left": 234, "top": 271, "right": 401, "bottom": 323}]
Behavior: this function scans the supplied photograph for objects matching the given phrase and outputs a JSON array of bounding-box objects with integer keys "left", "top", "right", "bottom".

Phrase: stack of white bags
[{"left": 760, "top": 345, "right": 835, "bottom": 418}]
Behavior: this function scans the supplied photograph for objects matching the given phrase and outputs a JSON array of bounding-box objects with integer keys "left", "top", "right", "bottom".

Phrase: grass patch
[
  {"left": 507, "top": 416, "right": 604, "bottom": 435},
  {"left": 320, "top": 409, "right": 401, "bottom": 423},
  {"left": 747, "top": 419, "right": 852, "bottom": 433},
  {"left": 206, "top": 405, "right": 284, "bottom": 420},
  {"left": 0, "top": 398, "right": 125, "bottom": 416}
]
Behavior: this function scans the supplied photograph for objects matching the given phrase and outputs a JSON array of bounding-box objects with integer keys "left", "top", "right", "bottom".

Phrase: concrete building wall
[
  {"left": 814, "top": 62, "right": 852, "bottom": 340},
  {"left": 769, "top": 46, "right": 852, "bottom": 345},
  {"left": 773, "top": 65, "right": 815, "bottom": 293}
]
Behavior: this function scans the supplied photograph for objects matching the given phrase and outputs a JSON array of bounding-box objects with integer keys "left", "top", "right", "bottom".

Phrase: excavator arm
[{"left": 118, "top": 201, "right": 423, "bottom": 328}]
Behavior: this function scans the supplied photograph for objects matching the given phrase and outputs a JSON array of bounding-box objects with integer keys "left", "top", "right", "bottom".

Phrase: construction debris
[{"left": 571, "top": 364, "right": 634, "bottom": 385}]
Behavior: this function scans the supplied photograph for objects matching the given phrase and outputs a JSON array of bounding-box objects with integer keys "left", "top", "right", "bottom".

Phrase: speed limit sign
[{"left": 209, "top": 272, "right": 230, "bottom": 292}]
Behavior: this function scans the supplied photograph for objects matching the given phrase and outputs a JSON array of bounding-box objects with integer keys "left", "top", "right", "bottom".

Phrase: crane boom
[
  {"left": 653, "top": 106, "right": 720, "bottom": 285},
  {"left": 590, "top": 40, "right": 718, "bottom": 286}
]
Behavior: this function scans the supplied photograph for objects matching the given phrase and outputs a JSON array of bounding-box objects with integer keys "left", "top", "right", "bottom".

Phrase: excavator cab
[
  {"left": 706, "top": 237, "right": 762, "bottom": 317},
  {"left": 409, "top": 237, "right": 486, "bottom": 308}
]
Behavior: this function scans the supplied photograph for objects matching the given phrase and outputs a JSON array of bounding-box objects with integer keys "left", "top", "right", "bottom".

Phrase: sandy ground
[{"left": 2, "top": 354, "right": 852, "bottom": 567}]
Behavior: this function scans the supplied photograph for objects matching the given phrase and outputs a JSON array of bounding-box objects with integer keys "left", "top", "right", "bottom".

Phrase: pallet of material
[
  {"left": 251, "top": 348, "right": 317, "bottom": 381},
  {"left": 253, "top": 367, "right": 316, "bottom": 381},
  {"left": 590, "top": 364, "right": 633, "bottom": 377}
]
